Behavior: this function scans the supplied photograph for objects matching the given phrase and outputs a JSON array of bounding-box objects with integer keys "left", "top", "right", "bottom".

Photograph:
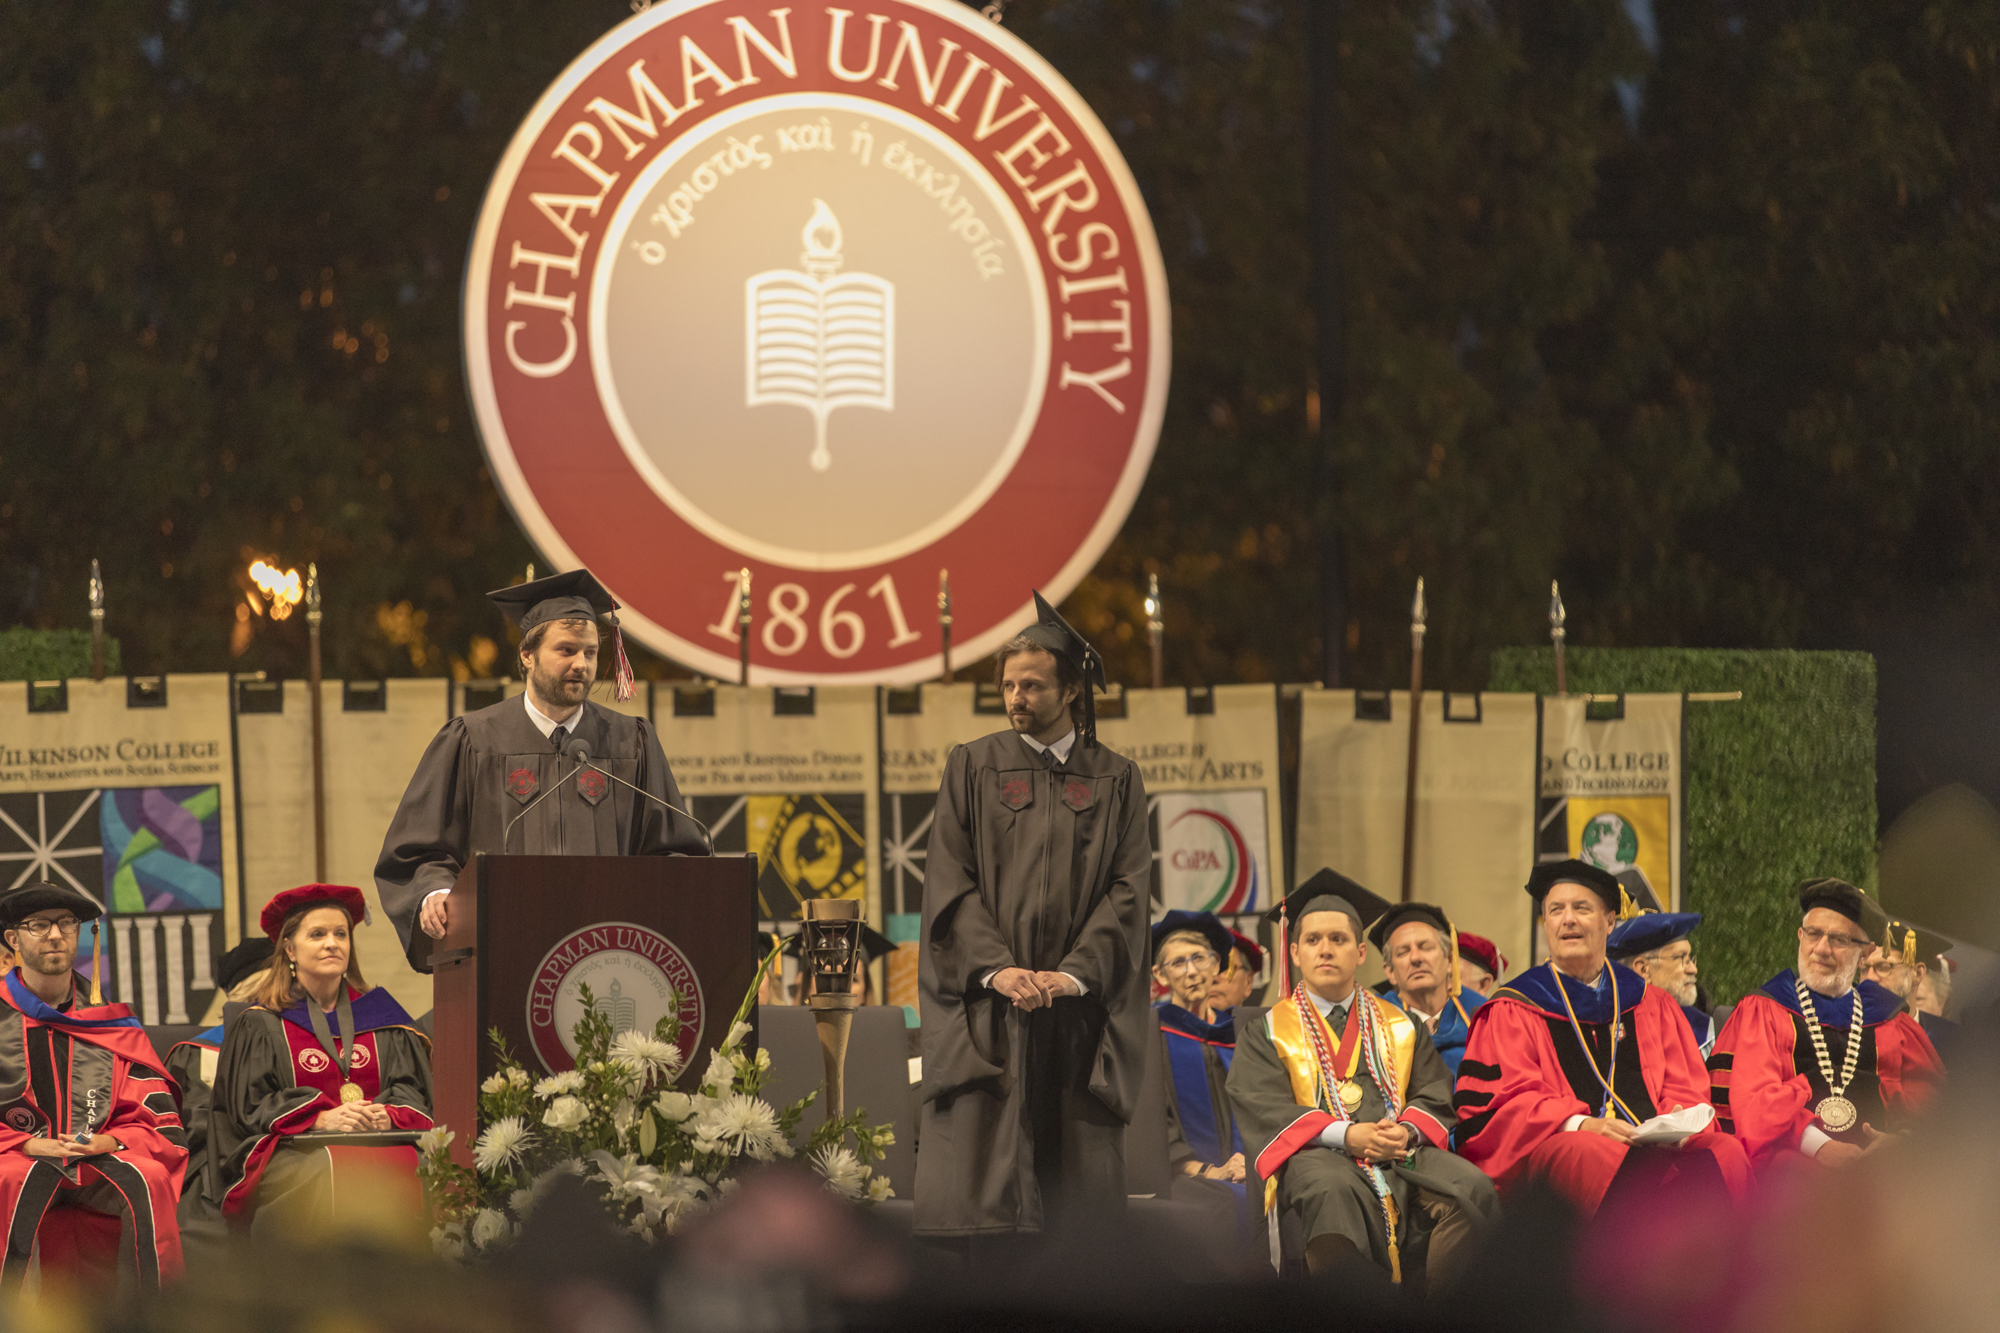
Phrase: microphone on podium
[
  {"left": 568, "top": 743, "right": 716, "bottom": 855},
  {"left": 501, "top": 743, "right": 589, "bottom": 853}
]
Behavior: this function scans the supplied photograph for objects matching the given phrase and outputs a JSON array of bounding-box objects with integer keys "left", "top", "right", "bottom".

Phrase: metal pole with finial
[
  {"left": 938, "top": 569, "right": 953, "bottom": 684},
  {"left": 1400, "top": 576, "right": 1426, "bottom": 903},
  {"left": 307, "top": 564, "right": 327, "bottom": 881},
  {"left": 1146, "top": 573, "right": 1164, "bottom": 690},
  {"left": 89, "top": 560, "right": 106, "bottom": 682},
  {"left": 1549, "top": 580, "right": 1567, "bottom": 697},
  {"left": 735, "top": 569, "right": 753, "bottom": 686}
]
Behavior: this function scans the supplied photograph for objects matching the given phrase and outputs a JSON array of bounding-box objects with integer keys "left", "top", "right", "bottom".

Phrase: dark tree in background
[{"left": 2, "top": 1, "right": 1997, "bottom": 821}]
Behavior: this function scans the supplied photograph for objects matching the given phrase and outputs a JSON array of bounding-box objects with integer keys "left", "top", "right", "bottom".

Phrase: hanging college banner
[
  {"left": 1536, "top": 693, "right": 1683, "bottom": 917},
  {"left": 1096, "top": 687, "right": 1284, "bottom": 950},
  {"left": 878, "top": 682, "right": 998, "bottom": 1013},
  {"left": 657, "top": 685, "right": 878, "bottom": 927},
  {"left": 0, "top": 676, "right": 236, "bottom": 1027},
  {"left": 1295, "top": 690, "right": 1539, "bottom": 985},
  {"left": 232, "top": 679, "right": 452, "bottom": 1020},
  {"left": 463, "top": 0, "right": 1169, "bottom": 683}
]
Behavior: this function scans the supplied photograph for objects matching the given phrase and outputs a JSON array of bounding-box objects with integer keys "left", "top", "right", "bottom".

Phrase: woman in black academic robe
[{"left": 210, "top": 885, "right": 433, "bottom": 1233}]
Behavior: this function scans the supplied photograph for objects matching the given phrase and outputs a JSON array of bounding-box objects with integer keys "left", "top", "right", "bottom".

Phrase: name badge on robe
[
  {"left": 577, "top": 769, "right": 610, "bottom": 805},
  {"left": 1000, "top": 776, "right": 1033, "bottom": 810},
  {"left": 506, "top": 768, "right": 539, "bottom": 803},
  {"left": 1062, "top": 779, "right": 1094, "bottom": 812}
]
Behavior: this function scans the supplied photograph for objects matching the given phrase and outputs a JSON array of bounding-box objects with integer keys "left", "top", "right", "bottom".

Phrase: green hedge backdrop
[
  {"left": 1489, "top": 648, "right": 1877, "bottom": 1006},
  {"left": 0, "top": 629, "right": 119, "bottom": 682}
]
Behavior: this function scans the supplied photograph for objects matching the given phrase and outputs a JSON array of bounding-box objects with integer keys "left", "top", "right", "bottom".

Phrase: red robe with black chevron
[
  {"left": 1453, "top": 962, "right": 1751, "bottom": 1217},
  {"left": 0, "top": 972, "right": 186, "bottom": 1288}
]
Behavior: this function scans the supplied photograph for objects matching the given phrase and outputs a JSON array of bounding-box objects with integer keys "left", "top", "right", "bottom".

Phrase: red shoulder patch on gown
[
  {"left": 1063, "top": 779, "right": 1094, "bottom": 811},
  {"left": 1000, "top": 777, "right": 1032, "bottom": 810},
  {"left": 577, "top": 769, "right": 609, "bottom": 804},
  {"left": 506, "top": 768, "right": 538, "bottom": 801}
]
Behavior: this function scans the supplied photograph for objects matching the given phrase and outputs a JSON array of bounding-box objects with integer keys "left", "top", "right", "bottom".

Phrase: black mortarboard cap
[
  {"left": 1797, "top": 877, "right": 1882, "bottom": 933},
  {"left": 1367, "top": 902, "right": 1454, "bottom": 954},
  {"left": 1526, "top": 859, "right": 1623, "bottom": 912},
  {"left": 1267, "top": 868, "right": 1391, "bottom": 942},
  {"left": 1151, "top": 910, "right": 1233, "bottom": 962},
  {"left": 0, "top": 882, "right": 101, "bottom": 928},
  {"left": 486, "top": 569, "right": 636, "bottom": 702},
  {"left": 1018, "top": 590, "right": 1108, "bottom": 746},
  {"left": 215, "top": 937, "right": 276, "bottom": 993}
]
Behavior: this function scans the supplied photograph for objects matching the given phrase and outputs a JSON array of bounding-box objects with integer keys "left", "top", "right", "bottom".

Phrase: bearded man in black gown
[
  {"left": 914, "top": 593, "right": 1151, "bottom": 1249},
  {"left": 375, "top": 569, "right": 707, "bottom": 971}
]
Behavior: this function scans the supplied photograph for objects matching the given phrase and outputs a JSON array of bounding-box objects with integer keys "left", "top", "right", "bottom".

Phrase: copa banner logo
[
  {"left": 1153, "top": 791, "right": 1268, "bottom": 915},
  {"left": 465, "top": 0, "right": 1169, "bottom": 682}
]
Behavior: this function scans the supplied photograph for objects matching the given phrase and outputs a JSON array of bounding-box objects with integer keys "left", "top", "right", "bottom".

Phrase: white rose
[
  {"left": 543, "top": 1096, "right": 588, "bottom": 1130},
  {"left": 470, "top": 1209, "right": 508, "bottom": 1249}
]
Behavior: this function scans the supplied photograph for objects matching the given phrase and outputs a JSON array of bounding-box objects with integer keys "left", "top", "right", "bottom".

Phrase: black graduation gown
[
  {"left": 374, "top": 694, "right": 707, "bottom": 970},
  {"left": 915, "top": 730, "right": 1152, "bottom": 1236}
]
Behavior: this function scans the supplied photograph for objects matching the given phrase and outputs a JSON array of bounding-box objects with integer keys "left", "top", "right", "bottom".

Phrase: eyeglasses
[
  {"left": 14, "top": 917, "right": 81, "bottom": 939},
  {"left": 1861, "top": 957, "right": 1908, "bottom": 977},
  {"left": 1159, "top": 951, "right": 1220, "bottom": 977},
  {"left": 1801, "top": 926, "right": 1869, "bottom": 952}
]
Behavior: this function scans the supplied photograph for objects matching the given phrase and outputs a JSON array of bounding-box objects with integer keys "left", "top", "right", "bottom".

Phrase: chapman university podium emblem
[
  {"left": 526, "top": 922, "right": 705, "bottom": 1073},
  {"left": 746, "top": 200, "right": 895, "bottom": 473},
  {"left": 465, "top": 0, "right": 1170, "bottom": 682}
]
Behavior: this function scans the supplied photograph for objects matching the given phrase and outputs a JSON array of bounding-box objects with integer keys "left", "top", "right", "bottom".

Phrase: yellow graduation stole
[{"left": 1267, "top": 989, "right": 1418, "bottom": 1117}]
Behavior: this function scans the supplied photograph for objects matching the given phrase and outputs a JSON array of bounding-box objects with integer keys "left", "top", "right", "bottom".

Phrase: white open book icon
[{"left": 744, "top": 199, "right": 895, "bottom": 473}]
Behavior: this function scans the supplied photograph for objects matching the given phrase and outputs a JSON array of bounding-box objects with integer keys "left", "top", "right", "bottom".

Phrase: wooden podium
[{"left": 429, "top": 853, "right": 758, "bottom": 1161}]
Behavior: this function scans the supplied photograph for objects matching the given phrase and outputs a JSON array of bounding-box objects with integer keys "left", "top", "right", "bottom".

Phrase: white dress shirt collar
[
  {"left": 1019, "top": 728, "right": 1077, "bottom": 764},
  {"left": 523, "top": 690, "right": 581, "bottom": 738}
]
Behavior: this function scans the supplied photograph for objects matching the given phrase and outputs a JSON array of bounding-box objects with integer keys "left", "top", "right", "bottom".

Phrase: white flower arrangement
[{"left": 418, "top": 963, "right": 896, "bottom": 1257}]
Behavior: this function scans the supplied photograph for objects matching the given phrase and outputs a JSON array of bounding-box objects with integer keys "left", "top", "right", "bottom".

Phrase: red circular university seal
[
  {"left": 526, "top": 922, "right": 706, "bottom": 1074},
  {"left": 465, "top": 0, "right": 1168, "bottom": 682},
  {"left": 506, "top": 768, "right": 538, "bottom": 800}
]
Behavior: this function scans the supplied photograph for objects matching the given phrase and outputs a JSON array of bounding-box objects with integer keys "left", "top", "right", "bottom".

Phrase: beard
[
  {"left": 1009, "top": 696, "right": 1070, "bottom": 736},
  {"left": 25, "top": 946, "right": 70, "bottom": 977},
  {"left": 1799, "top": 952, "right": 1858, "bottom": 995},
  {"left": 529, "top": 657, "right": 592, "bottom": 709}
]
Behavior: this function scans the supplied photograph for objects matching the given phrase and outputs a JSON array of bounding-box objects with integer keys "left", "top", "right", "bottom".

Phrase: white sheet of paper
[{"left": 1629, "top": 1102, "right": 1715, "bottom": 1145}]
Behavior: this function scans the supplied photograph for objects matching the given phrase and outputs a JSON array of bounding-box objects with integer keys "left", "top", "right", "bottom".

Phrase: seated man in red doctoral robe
[
  {"left": 0, "top": 883, "right": 186, "bottom": 1289},
  {"left": 1708, "top": 878, "right": 1942, "bottom": 1176},
  {"left": 1453, "top": 861, "right": 1751, "bottom": 1218}
]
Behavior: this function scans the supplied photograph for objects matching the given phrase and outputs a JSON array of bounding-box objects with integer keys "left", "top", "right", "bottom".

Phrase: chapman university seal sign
[
  {"left": 526, "top": 922, "right": 706, "bottom": 1073},
  {"left": 465, "top": 0, "right": 1169, "bottom": 682}
]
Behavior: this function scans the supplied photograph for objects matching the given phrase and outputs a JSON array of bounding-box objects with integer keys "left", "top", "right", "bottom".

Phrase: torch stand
[{"left": 803, "top": 897, "right": 862, "bottom": 1121}]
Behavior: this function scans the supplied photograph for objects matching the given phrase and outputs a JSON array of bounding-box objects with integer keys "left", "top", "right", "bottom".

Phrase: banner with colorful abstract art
[{"left": 0, "top": 676, "right": 236, "bottom": 1026}]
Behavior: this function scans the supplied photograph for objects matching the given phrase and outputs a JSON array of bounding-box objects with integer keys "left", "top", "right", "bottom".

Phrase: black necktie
[
  {"left": 1042, "top": 747, "right": 1060, "bottom": 770},
  {"left": 551, "top": 724, "right": 568, "bottom": 755}
]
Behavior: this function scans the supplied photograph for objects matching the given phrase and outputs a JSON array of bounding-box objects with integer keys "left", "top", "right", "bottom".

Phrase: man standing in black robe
[
  {"left": 374, "top": 570, "right": 708, "bottom": 971},
  {"left": 915, "top": 593, "right": 1151, "bottom": 1246}
]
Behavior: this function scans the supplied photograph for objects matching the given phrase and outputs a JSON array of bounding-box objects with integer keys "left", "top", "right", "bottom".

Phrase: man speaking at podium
[{"left": 375, "top": 570, "right": 708, "bottom": 971}]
